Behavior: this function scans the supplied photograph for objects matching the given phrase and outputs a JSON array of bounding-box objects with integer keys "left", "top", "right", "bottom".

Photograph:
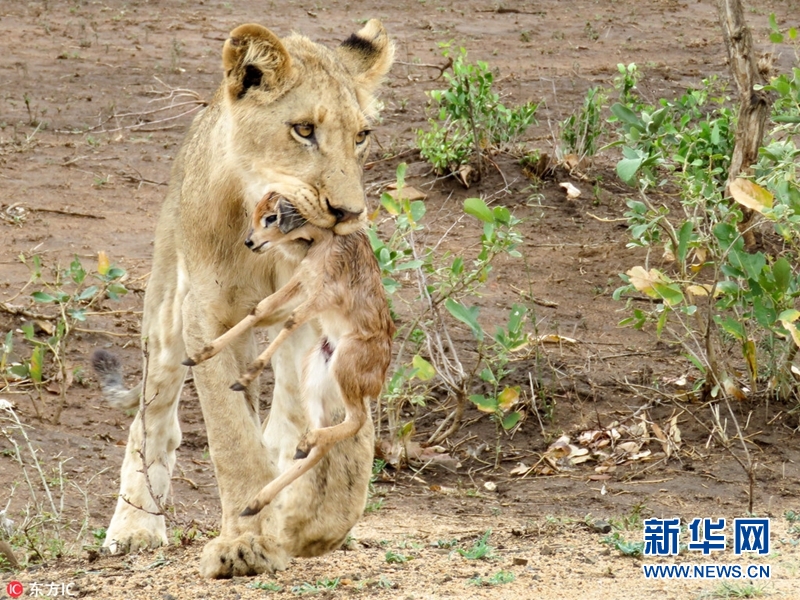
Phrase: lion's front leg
[
  {"left": 103, "top": 229, "right": 187, "bottom": 555},
  {"left": 182, "top": 292, "right": 292, "bottom": 578}
]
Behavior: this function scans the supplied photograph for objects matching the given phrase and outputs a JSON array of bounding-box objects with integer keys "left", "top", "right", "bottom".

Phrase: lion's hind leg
[
  {"left": 240, "top": 399, "right": 366, "bottom": 516},
  {"left": 241, "top": 343, "right": 370, "bottom": 516}
]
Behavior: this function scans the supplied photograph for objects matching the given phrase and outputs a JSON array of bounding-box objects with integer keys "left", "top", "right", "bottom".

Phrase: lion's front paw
[
  {"left": 102, "top": 528, "right": 166, "bottom": 554},
  {"left": 199, "top": 535, "right": 288, "bottom": 579}
]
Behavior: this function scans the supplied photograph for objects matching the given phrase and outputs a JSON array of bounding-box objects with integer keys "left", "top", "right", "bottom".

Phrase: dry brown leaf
[
  {"left": 781, "top": 319, "right": 800, "bottom": 348},
  {"left": 626, "top": 266, "right": 671, "bottom": 298},
  {"left": 667, "top": 416, "right": 682, "bottom": 448},
  {"left": 456, "top": 164, "right": 478, "bottom": 188},
  {"left": 594, "top": 465, "right": 616, "bottom": 474},
  {"left": 615, "top": 441, "right": 641, "bottom": 455},
  {"left": 687, "top": 284, "right": 714, "bottom": 297},
  {"left": 509, "top": 462, "right": 531, "bottom": 476},
  {"left": 722, "top": 376, "right": 747, "bottom": 401},
  {"left": 546, "top": 435, "right": 572, "bottom": 458},
  {"left": 384, "top": 185, "right": 427, "bottom": 202},
  {"left": 35, "top": 319, "right": 55, "bottom": 335},
  {"left": 377, "top": 439, "right": 459, "bottom": 469},
  {"left": 729, "top": 178, "right": 773, "bottom": 214},
  {"left": 429, "top": 485, "right": 458, "bottom": 495},
  {"left": 559, "top": 181, "right": 581, "bottom": 199},
  {"left": 530, "top": 333, "right": 577, "bottom": 345}
]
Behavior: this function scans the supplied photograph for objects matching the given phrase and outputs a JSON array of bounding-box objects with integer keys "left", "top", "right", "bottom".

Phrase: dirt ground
[{"left": 1, "top": 0, "right": 800, "bottom": 598}]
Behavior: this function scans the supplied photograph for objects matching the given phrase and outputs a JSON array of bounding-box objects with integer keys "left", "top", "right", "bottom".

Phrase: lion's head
[{"left": 219, "top": 20, "right": 394, "bottom": 235}]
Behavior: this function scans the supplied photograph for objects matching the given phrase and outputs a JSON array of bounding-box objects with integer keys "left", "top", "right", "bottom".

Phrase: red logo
[{"left": 6, "top": 580, "right": 24, "bottom": 598}]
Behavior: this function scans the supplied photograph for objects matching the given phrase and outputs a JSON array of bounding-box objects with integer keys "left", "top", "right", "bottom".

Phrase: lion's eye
[
  {"left": 262, "top": 214, "right": 278, "bottom": 228},
  {"left": 293, "top": 123, "right": 315, "bottom": 139},
  {"left": 355, "top": 130, "right": 370, "bottom": 145}
]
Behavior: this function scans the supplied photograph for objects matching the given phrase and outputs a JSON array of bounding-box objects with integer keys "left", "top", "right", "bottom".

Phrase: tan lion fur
[{"left": 90, "top": 20, "right": 393, "bottom": 578}]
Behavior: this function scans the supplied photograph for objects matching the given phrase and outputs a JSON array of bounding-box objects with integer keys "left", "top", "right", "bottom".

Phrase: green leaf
[
  {"left": 610, "top": 103, "right": 644, "bottom": 130},
  {"left": 656, "top": 306, "right": 669, "bottom": 337},
  {"left": 463, "top": 197, "right": 494, "bottom": 223},
  {"left": 684, "top": 353, "right": 706, "bottom": 373},
  {"left": 616, "top": 155, "right": 644, "bottom": 184},
  {"left": 769, "top": 32, "right": 784, "bottom": 44},
  {"left": 501, "top": 411, "right": 521, "bottom": 430},
  {"left": 445, "top": 299, "right": 483, "bottom": 341},
  {"left": 70, "top": 256, "right": 87, "bottom": 284},
  {"left": 731, "top": 250, "right": 766, "bottom": 282},
  {"left": 718, "top": 316, "right": 746, "bottom": 341},
  {"left": 712, "top": 222, "right": 741, "bottom": 252},
  {"left": 409, "top": 200, "right": 426, "bottom": 224},
  {"left": 30, "top": 345, "right": 44, "bottom": 384},
  {"left": 412, "top": 354, "right": 436, "bottom": 381},
  {"left": 68, "top": 308, "right": 87, "bottom": 322},
  {"left": 769, "top": 13, "right": 779, "bottom": 32},
  {"left": 397, "top": 421, "right": 414, "bottom": 441},
  {"left": 106, "top": 267, "right": 126, "bottom": 280},
  {"left": 380, "top": 193, "right": 401, "bottom": 216},
  {"left": 382, "top": 277, "right": 400, "bottom": 294},
  {"left": 492, "top": 206, "right": 511, "bottom": 225},
  {"left": 469, "top": 394, "right": 497, "bottom": 413},
  {"left": 106, "top": 283, "right": 128, "bottom": 299},
  {"left": 395, "top": 162, "right": 407, "bottom": 190},
  {"left": 651, "top": 282, "right": 684, "bottom": 306},
  {"left": 9, "top": 364, "right": 29, "bottom": 379},
  {"left": 76, "top": 285, "right": 99, "bottom": 302},
  {"left": 778, "top": 309, "right": 800, "bottom": 323},
  {"left": 31, "top": 291, "right": 56, "bottom": 303},
  {"left": 676, "top": 221, "right": 693, "bottom": 265},
  {"left": 773, "top": 258, "right": 792, "bottom": 293}
]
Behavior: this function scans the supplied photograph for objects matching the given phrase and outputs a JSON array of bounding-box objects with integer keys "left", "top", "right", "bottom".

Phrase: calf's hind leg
[
  {"left": 231, "top": 295, "right": 319, "bottom": 391},
  {"left": 240, "top": 345, "right": 369, "bottom": 515},
  {"left": 184, "top": 279, "right": 302, "bottom": 367}
]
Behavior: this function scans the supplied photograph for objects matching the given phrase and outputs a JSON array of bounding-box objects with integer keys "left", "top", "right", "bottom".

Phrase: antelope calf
[{"left": 184, "top": 192, "right": 394, "bottom": 515}]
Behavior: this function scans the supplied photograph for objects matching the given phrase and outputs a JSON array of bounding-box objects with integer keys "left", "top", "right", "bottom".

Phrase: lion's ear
[
  {"left": 336, "top": 19, "right": 394, "bottom": 97},
  {"left": 222, "top": 24, "right": 292, "bottom": 100}
]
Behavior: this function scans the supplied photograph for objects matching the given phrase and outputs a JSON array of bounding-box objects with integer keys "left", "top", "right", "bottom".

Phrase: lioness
[
  {"left": 91, "top": 20, "right": 393, "bottom": 578},
  {"left": 184, "top": 192, "right": 395, "bottom": 515}
]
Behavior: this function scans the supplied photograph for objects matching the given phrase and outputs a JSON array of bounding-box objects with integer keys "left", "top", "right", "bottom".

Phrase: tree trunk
[{"left": 718, "top": 0, "right": 772, "bottom": 249}]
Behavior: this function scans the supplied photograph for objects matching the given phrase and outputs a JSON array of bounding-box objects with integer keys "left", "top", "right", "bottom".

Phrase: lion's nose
[{"left": 326, "top": 199, "right": 362, "bottom": 225}]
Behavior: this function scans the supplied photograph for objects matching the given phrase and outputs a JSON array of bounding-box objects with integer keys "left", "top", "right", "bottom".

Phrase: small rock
[
  {"left": 512, "top": 557, "right": 528, "bottom": 566},
  {"left": 588, "top": 519, "right": 612, "bottom": 534}
]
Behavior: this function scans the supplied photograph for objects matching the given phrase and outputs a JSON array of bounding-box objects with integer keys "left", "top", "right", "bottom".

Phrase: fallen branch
[
  {"left": 27, "top": 206, "right": 105, "bottom": 220},
  {"left": 0, "top": 301, "right": 52, "bottom": 321},
  {"left": 395, "top": 57, "right": 453, "bottom": 79}
]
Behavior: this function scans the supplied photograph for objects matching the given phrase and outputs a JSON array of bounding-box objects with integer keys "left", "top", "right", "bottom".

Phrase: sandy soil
[{"left": 1, "top": 1, "right": 799, "bottom": 598}]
